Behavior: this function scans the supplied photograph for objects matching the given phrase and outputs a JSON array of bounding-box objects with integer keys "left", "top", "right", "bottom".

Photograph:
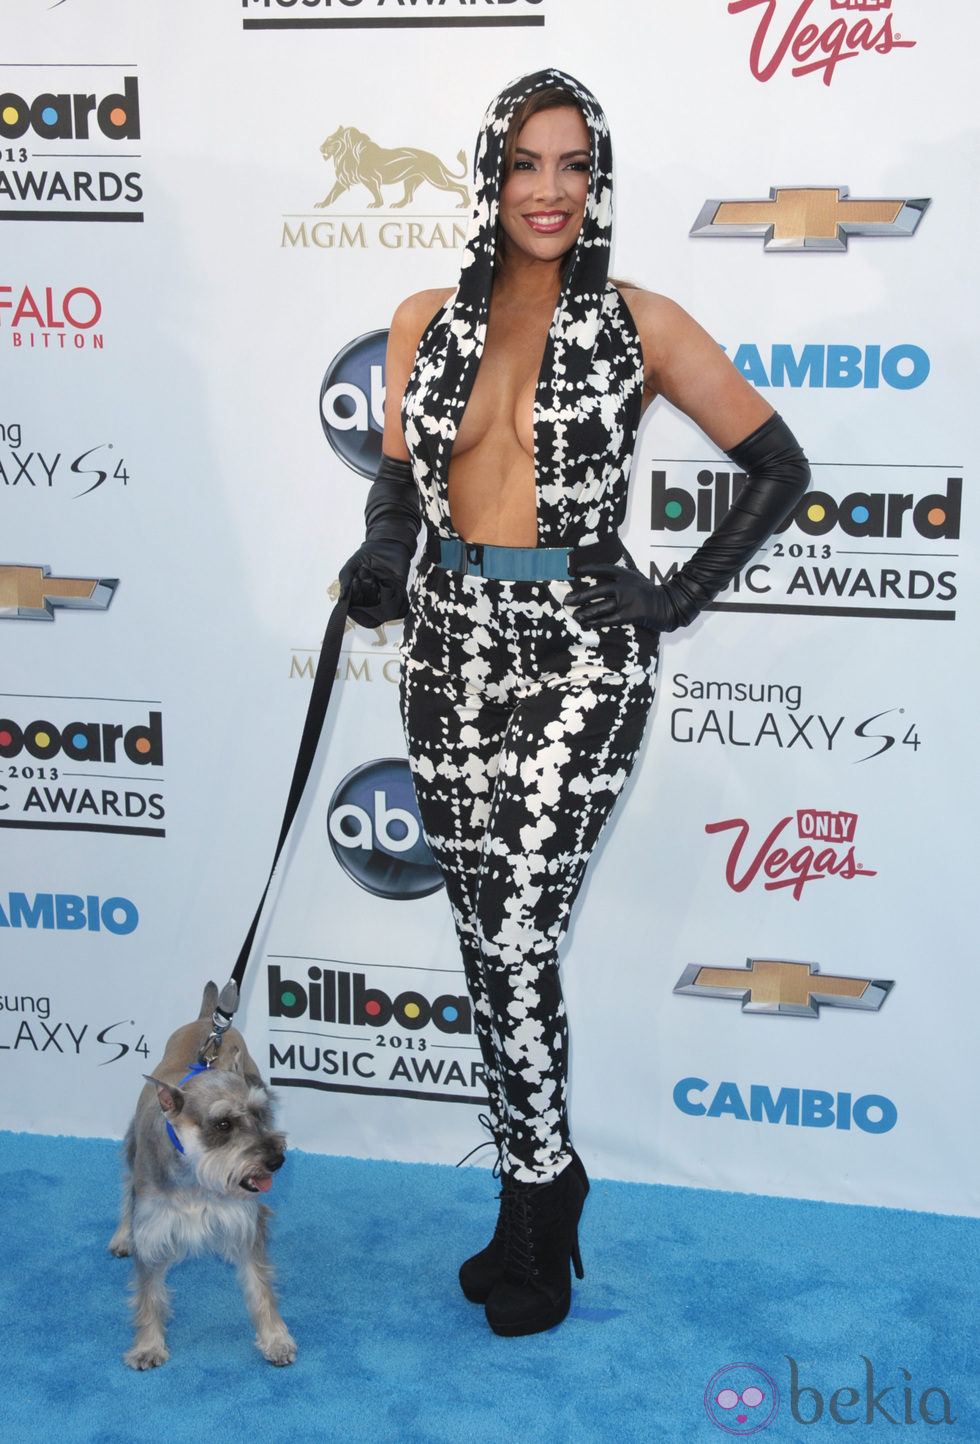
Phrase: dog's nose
[{"left": 266, "top": 1151, "right": 285, "bottom": 1173}]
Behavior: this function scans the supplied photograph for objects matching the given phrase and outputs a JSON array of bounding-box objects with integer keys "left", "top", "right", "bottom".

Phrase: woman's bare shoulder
[
  {"left": 616, "top": 284, "right": 772, "bottom": 445},
  {"left": 617, "top": 285, "right": 690, "bottom": 330},
  {"left": 391, "top": 286, "right": 456, "bottom": 343},
  {"left": 617, "top": 286, "right": 719, "bottom": 365}
]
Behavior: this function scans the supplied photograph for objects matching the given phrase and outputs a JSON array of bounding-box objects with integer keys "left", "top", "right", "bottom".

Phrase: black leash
[{"left": 199, "top": 596, "right": 350, "bottom": 1063}]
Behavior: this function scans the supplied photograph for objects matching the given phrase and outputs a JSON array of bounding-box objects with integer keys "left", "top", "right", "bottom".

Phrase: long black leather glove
[
  {"left": 338, "top": 454, "right": 421, "bottom": 626},
  {"left": 566, "top": 412, "right": 809, "bottom": 632}
]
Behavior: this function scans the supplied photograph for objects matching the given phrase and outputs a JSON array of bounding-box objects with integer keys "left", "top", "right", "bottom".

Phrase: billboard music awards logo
[
  {"left": 243, "top": 0, "right": 546, "bottom": 31},
  {"left": 0, "top": 67, "right": 143, "bottom": 221},
  {"left": 727, "top": 0, "right": 916, "bottom": 86},
  {"left": 0, "top": 696, "right": 167, "bottom": 837},
  {"left": 266, "top": 956, "right": 486, "bottom": 1105},
  {"left": 647, "top": 460, "right": 960, "bottom": 622},
  {"left": 281, "top": 118, "right": 469, "bottom": 253},
  {"left": 275, "top": 758, "right": 467, "bottom": 1102}
]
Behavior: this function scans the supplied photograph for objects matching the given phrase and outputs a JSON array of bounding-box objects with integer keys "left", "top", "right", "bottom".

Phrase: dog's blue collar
[{"left": 165, "top": 1060, "right": 211, "bottom": 1155}]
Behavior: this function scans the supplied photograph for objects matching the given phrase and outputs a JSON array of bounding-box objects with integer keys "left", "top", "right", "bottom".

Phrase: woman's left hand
[{"left": 566, "top": 562, "right": 682, "bottom": 632}]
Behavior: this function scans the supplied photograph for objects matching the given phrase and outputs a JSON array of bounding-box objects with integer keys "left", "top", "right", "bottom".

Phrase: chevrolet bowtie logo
[
  {"left": 690, "top": 187, "right": 929, "bottom": 251},
  {"left": 0, "top": 564, "right": 118, "bottom": 621},
  {"left": 674, "top": 958, "right": 893, "bottom": 1017}
]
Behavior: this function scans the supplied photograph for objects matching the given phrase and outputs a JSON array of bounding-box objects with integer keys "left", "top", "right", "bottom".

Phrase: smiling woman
[
  {"left": 337, "top": 67, "right": 810, "bottom": 1340},
  {"left": 497, "top": 102, "right": 589, "bottom": 262}
]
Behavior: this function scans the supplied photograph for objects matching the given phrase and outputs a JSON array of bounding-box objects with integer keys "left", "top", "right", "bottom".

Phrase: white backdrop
[{"left": 2, "top": 0, "right": 977, "bottom": 1217}]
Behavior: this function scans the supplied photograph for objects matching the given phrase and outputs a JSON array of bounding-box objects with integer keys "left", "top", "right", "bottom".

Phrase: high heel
[
  {"left": 459, "top": 1149, "right": 588, "bottom": 1305},
  {"left": 483, "top": 1154, "right": 590, "bottom": 1337}
]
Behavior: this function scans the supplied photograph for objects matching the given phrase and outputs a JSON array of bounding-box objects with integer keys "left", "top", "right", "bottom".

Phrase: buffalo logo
[
  {"left": 691, "top": 186, "right": 929, "bottom": 251},
  {"left": 674, "top": 958, "right": 894, "bottom": 1017},
  {"left": 315, "top": 126, "right": 470, "bottom": 211},
  {"left": 0, "top": 564, "right": 117, "bottom": 621}
]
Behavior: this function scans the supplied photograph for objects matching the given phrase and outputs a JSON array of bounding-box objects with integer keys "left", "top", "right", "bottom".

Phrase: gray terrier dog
[{"left": 109, "top": 983, "right": 296, "bottom": 1370}]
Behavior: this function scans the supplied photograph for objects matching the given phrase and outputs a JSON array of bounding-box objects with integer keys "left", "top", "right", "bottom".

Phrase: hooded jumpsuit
[{"left": 398, "top": 71, "right": 655, "bottom": 1185}]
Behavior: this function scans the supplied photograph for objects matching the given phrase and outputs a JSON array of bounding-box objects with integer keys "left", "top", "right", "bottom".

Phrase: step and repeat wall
[{"left": 3, "top": 1, "right": 977, "bottom": 1216}]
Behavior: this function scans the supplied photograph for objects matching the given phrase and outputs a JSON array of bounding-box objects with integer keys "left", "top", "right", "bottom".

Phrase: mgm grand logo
[{"left": 281, "top": 122, "right": 470, "bottom": 252}]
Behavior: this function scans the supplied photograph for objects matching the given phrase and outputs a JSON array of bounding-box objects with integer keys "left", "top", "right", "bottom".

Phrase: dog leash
[{"left": 198, "top": 595, "right": 351, "bottom": 1065}]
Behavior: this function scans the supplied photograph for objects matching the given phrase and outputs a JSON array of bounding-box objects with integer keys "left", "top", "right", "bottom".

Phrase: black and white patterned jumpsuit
[{"left": 398, "top": 71, "right": 656, "bottom": 1184}]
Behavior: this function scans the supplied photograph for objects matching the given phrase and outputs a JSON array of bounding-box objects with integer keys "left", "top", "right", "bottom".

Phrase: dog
[
  {"left": 109, "top": 983, "right": 296, "bottom": 1370},
  {"left": 315, "top": 124, "right": 470, "bottom": 210}
]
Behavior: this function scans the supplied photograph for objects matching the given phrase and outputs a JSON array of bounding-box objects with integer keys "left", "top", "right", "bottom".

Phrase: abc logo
[
  {"left": 327, "top": 758, "right": 443, "bottom": 900},
  {"left": 319, "top": 329, "right": 387, "bottom": 478}
]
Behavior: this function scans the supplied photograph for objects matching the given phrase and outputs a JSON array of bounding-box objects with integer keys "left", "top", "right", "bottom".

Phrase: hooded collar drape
[{"left": 403, "top": 68, "right": 644, "bottom": 550}]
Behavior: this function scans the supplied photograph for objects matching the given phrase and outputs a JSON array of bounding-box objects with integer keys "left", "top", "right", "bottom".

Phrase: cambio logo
[
  {"left": 674, "top": 1079, "right": 897, "bottom": 1133},
  {"left": 319, "top": 329, "right": 386, "bottom": 477},
  {"left": 0, "top": 891, "right": 138, "bottom": 934},
  {"left": 327, "top": 758, "right": 442, "bottom": 899},
  {"left": 726, "top": 342, "right": 929, "bottom": 390}
]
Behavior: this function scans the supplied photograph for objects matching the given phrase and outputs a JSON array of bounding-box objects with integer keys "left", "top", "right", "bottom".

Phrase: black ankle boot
[
  {"left": 483, "top": 1155, "right": 590, "bottom": 1337},
  {"left": 459, "top": 1150, "right": 588, "bottom": 1306},
  {"left": 458, "top": 1202, "right": 506, "bottom": 1304}
]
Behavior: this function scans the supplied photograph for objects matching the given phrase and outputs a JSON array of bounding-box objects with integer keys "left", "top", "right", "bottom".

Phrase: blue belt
[{"left": 431, "top": 537, "right": 573, "bottom": 581}]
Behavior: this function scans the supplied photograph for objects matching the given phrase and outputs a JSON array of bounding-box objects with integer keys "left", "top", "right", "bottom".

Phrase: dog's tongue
[{"left": 251, "top": 1174, "right": 274, "bottom": 1194}]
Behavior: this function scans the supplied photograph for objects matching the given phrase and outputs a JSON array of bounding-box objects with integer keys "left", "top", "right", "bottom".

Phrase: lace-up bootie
[
  {"left": 459, "top": 1199, "right": 507, "bottom": 1304},
  {"left": 483, "top": 1156, "right": 590, "bottom": 1336},
  {"left": 459, "top": 1149, "right": 588, "bottom": 1305}
]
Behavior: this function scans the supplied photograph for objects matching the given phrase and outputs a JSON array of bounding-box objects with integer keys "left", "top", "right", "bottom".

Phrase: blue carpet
[{"left": 0, "top": 1132, "right": 976, "bottom": 1442}]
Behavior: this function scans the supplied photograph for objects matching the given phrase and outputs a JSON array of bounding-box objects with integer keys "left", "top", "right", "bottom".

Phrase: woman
[{"left": 339, "top": 69, "right": 809, "bottom": 1337}]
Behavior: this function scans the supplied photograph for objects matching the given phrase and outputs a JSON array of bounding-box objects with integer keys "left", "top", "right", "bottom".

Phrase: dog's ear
[
  {"left": 227, "top": 1045, "right": 264, "bottom": 1089},
  {"left": 227, "top": 1045, "right": 255, "bottom": 1080},
  {"left": 145, "top": 1075, "right": 184, "bottom": 1116},
  {"left": 199, "top": 981, "right": 219, "bottom": 1019}
]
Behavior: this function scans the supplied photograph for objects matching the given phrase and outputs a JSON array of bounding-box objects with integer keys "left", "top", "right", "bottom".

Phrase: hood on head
[{"left": 460, "top": 67, "right": 614, "bottom": 312}]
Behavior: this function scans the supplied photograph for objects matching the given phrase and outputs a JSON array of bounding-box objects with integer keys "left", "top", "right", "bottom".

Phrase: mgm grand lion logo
[{"left": 316, "top": 125, "right": 470, "bottom": 210}]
